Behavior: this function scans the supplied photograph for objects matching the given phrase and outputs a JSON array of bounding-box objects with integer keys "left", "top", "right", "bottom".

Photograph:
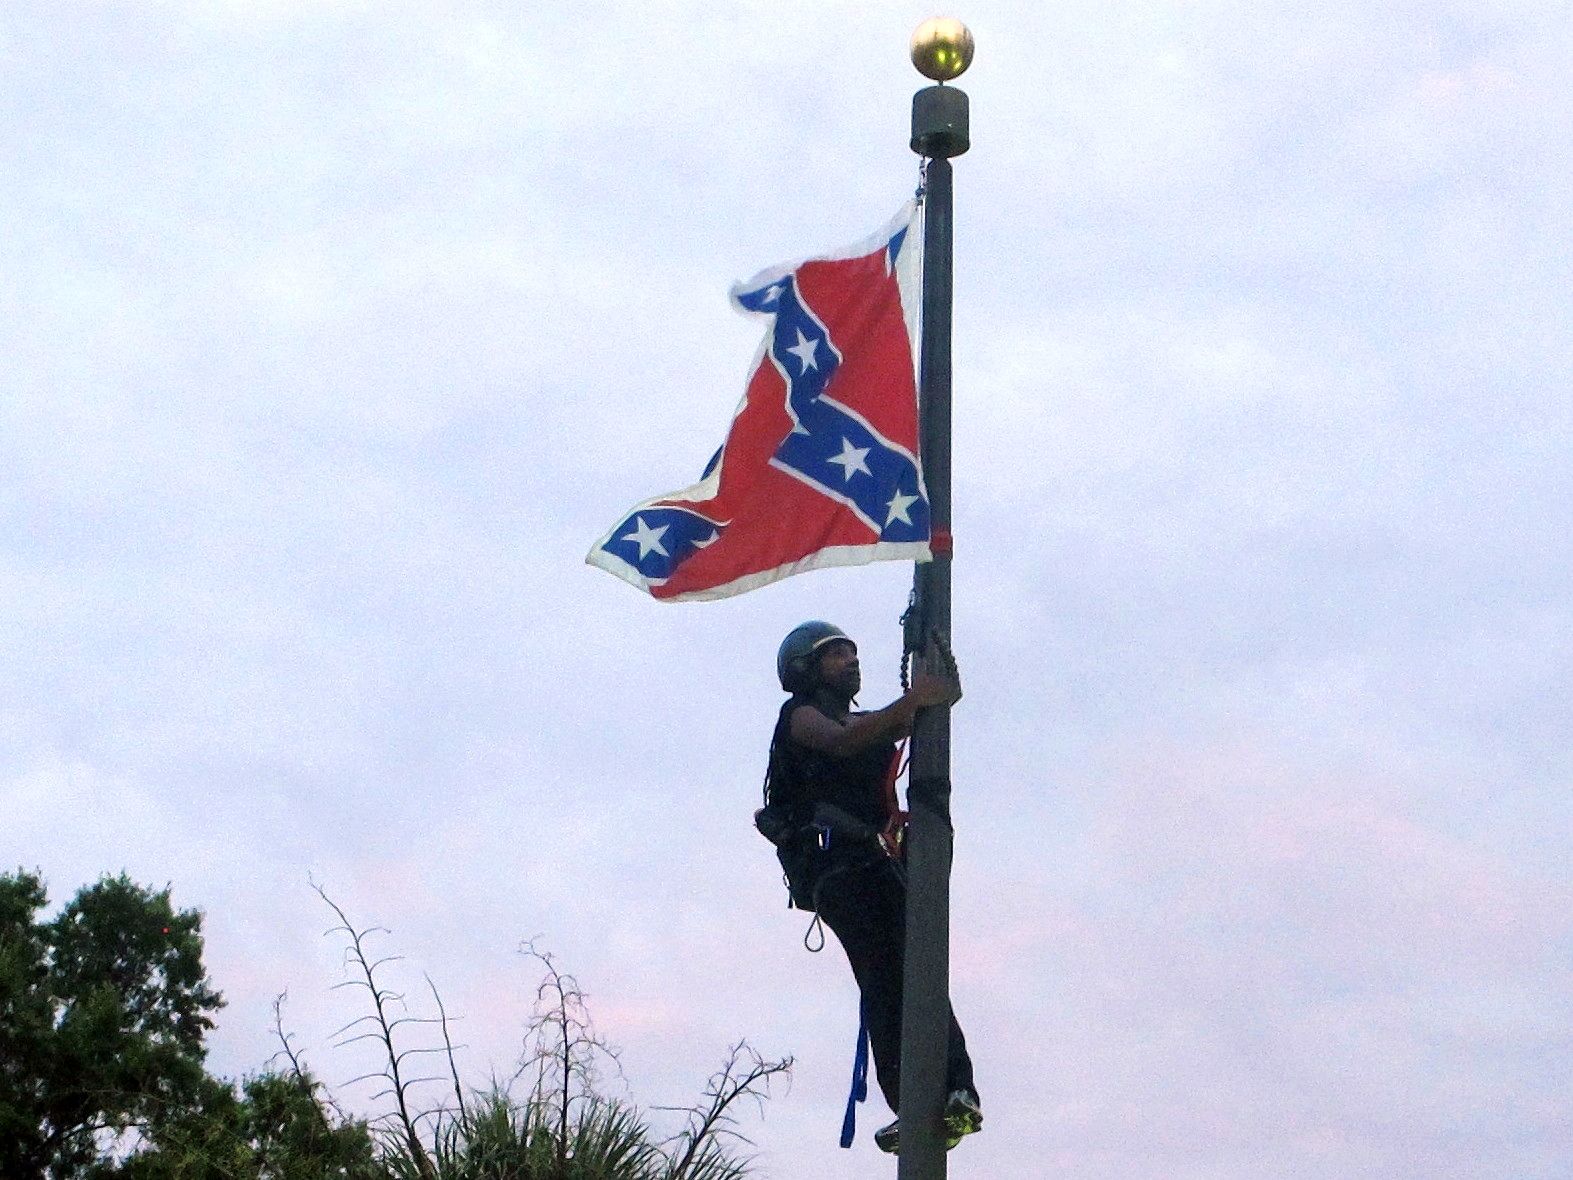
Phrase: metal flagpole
[{"left": 899, "top": 18, "right": 972, "bottom": 1180}]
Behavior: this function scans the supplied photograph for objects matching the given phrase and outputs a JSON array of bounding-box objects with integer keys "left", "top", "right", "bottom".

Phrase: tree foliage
[
  {"left": 92, "top": 1072, "right": 378, "bottom": 1180},
  {"left": 1, "top": 869, "right": 224, "bottom": 1179},
  {"left": 1, "top": 872, "right": 788, "bottom": 1180}
]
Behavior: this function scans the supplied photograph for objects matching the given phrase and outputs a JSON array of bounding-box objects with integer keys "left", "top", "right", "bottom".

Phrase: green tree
[
  {"left": 0, "top": 869, "right": 223, "bottom": 1178},
  {"left": 93, "top": 1071, "right": 378, "bottom": 1180}
]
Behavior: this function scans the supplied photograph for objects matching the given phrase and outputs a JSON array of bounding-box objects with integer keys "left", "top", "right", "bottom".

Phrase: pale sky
[{"left": 4, "top": 2, "right": 1571, "bottom": 1177}]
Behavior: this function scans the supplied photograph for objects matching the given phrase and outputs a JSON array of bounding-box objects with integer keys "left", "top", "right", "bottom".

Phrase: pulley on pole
[{"left": 899, "top": 17, "right": 973, "bottom": 1180}]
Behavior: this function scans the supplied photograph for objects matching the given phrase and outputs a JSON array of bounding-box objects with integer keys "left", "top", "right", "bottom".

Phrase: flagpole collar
[{"left": 911, "top": 84, "right": 969, "bottom": 158}]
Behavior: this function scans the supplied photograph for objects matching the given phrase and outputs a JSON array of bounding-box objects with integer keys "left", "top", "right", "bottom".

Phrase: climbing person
[{"left": 756, "top": 620, "right": 982, "bottom": 1154}]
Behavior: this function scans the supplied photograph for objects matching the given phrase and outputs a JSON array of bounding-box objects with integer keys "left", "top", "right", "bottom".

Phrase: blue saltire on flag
[{"left": 587, "top": 204, "right": 930, "bottom": 602}]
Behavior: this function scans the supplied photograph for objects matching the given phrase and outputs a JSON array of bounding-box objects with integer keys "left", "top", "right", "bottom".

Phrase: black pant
[{"left": 814, "top": 857, "right": 977, "bottom": 1114}]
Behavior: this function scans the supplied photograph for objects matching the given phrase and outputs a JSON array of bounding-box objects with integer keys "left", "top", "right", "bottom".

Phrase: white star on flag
[
  {"left": 786, "top": 329, "right": 819, "bottom": 372},
  {"left": 884, "top": 489, "right": 919, "bottom": 526},
  {"left": 622, "top": 515, "right": 670, "bottom": 559},
  {"left": 761, "top": 283, "right": 783, "bottom": 303},
  {"left": 827, "top": 437, "right": 873, "bottom": 482}
]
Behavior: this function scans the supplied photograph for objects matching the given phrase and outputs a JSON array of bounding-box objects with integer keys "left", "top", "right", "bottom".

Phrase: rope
[
  {"left": 803, "top": 912, "right": 826, "bottom": 953},
  {"left": 899, "top": 624, "right": 961, "bottom": 693}
]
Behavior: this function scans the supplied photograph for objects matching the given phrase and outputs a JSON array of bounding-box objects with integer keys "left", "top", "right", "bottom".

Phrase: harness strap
[{"left": 839, "top": 1007, "right": 870, "bottom": 1148}]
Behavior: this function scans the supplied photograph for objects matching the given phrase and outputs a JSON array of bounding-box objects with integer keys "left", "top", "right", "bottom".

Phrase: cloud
[
  {"left": 3, "top": 2, "right": 1569, "bottom": 1176},
  {"left": 946, "top": 731, "right": 1573, "bottom": 1175}
]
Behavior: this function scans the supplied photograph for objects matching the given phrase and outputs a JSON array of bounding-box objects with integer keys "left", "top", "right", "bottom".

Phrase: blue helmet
[{"left": 777, "top": 621, "right": 855, "bottom": 692}]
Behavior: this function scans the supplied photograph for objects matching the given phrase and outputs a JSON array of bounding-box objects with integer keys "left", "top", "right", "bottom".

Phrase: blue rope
[{"left": 839, "top": 1008, "right": 870, "bottom": 1148}]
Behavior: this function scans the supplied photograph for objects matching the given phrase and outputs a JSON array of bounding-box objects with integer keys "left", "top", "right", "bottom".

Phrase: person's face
[{"left": 815, "top": 638, "right": 860, "bottom": 699}]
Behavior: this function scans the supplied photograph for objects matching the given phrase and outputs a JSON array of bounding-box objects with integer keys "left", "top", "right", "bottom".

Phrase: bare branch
[
  {"left": 386, "top": 1015, "right": 446, "bottom": 1030},
  {"left": 342, "top": 1070, "right": 396, "bottom": 1089},
  {"left": 328, "top": 1013, "right": 385, "bottom": 1039},
  {"left": 313, "top": 883, "right": 436, "bottom": 1180},
  {"left": 425, "top": 972, "right": 469, "bottom": 1123},
  {"left": 269, "top": 992, "right": 312, "bottom": 1088},
  {"left": 394, "top": 1046, "right": 458, "bottom": 1062},
  {"left": 334, "top": 1031, "right": 392, "bottom": 1050},
  {"left": 664, "top": 1042, "right": 793, "bottom": 1180}
]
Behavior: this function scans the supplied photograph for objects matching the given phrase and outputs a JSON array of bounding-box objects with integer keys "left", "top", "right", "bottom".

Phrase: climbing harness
[{"left": 802, "top": 838, "right": 900, "bottom": 954}]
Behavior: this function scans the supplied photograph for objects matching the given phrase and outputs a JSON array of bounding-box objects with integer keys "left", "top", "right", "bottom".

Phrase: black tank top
[{"left": 769, "top": 694, "right": 895, "bottom": 832}]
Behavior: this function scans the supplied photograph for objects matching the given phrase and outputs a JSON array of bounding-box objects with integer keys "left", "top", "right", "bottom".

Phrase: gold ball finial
[{"left": 911, "top": 17, "right": 974, "bottom": 82}]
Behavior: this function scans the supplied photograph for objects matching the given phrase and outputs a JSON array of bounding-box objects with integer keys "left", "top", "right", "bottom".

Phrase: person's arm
[{"left": 790, "top": 666, "right": 961, "bottom": 758}]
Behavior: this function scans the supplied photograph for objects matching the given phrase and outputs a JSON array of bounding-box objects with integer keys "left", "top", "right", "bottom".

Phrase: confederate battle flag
[{"left": 587, "top": 204, "right": 930, "bottom": 602}]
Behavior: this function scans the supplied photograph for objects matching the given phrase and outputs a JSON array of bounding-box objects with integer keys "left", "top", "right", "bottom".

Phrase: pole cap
[{"left": 910, "top": 17, "right": 975, "bottom": 82}]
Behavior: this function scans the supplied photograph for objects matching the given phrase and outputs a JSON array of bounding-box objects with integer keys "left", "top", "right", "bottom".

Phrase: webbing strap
[{"left": 839, "top": 1008, "right": 870, "bottom": 1148}]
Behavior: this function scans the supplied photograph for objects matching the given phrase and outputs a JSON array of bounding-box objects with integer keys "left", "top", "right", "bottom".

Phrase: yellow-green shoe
[
  {"left": 876, "top": 1092, "right": 983, "bottom": 1155},
  {"left": 943, "top": 1089, "right": 983, "bottom": 1149}
]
